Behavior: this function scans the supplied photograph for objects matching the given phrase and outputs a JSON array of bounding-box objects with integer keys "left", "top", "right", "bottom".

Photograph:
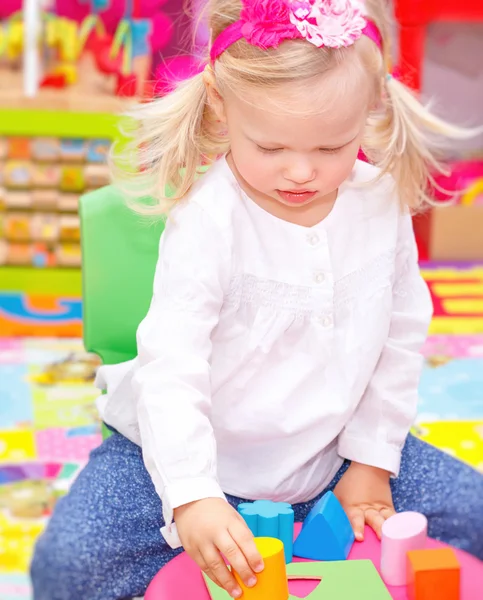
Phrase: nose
[{"left": 283, "top": 157, "right": 316, "bottom": 185}]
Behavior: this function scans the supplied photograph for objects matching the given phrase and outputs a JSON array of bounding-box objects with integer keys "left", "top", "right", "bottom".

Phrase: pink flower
[
  {"left": 240, "top": 0, "right": 302, "bottom": 49},
  {"left": 289, "top": 0, "right": 367, "bottom": 48}
]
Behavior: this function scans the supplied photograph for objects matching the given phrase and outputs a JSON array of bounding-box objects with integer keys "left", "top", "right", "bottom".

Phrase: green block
[{"left": 203, "top": 560, "right": 391, "bottom": 599}]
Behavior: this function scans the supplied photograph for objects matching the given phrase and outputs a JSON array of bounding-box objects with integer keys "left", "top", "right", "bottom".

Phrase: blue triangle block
[{"left": 293, "top": 491, "right": 355, "bottom": 561}]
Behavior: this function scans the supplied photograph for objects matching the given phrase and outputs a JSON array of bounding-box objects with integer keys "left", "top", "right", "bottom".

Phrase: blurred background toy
[{"left": 395, "top": 0, "right": 483, "bottom": 261}]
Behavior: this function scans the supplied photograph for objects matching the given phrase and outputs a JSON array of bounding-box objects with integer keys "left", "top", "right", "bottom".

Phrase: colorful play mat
[
  {"left": 1, "top": 262, "right": 483, "bottom": 599},
  {"left": 0, "top": 338, "right": 101, "bottom": 599}
]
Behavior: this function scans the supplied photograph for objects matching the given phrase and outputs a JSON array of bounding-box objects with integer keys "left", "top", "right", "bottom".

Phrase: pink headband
[{"left": 210, "top": 0, "right": 383, "bottom": 62}]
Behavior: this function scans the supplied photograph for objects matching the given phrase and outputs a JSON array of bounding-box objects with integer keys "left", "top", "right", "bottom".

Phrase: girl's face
[{"left": 209, "top": 66, "right": 372, "bottom": 217}]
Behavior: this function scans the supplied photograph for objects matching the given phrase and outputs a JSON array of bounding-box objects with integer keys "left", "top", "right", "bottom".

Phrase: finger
[
  {"left": 365, "top": 508, "right": 386, "bottom": 539},
  {"left": 380, "top": 506, "right": 396, "bottom": 521},
  {"left": 216, "top": 532, "right": 257, "bottom": 589},
  {"left": 229, "top": 520, "right": 264, "bottom": 573},
  {"left": 197, "top": 557, "right": 224, "bottom": 589},
  {"left": 190, "top": 545, "right": 225, "bottom": 590},
  {"left": 200, "top": 544, "right": 242, "bottom": 598},
  {"left": 346, "top": 507, "right": 365, "bottom": 541}
]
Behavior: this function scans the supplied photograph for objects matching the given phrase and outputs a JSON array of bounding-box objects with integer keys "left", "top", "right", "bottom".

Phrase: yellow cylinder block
[{"left": 233, "top": 537, "right": 289, "bottom": 600}]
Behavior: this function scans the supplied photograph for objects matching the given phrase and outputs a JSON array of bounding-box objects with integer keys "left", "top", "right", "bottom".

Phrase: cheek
[
  {"left": 233, "top": 148, "right": 275, "bottom": 188},
  {"left": 324, "top": 147, "right": 359, "bottom": 182}
]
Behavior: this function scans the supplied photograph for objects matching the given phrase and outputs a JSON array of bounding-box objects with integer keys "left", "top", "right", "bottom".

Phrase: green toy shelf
[
  {"left": 0, "top": 107, "right": 123, "bottom": 274},
  {"left": 0, "top": 109, "right": 119, "bottom": 139}
]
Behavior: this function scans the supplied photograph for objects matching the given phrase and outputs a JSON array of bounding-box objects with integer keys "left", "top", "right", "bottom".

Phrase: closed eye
[
  {"left": 319, "top": 146, "right": 343, "bottom": 154},
  {"left": 257, "top": 145, "right": 283, "bottom": 154}
]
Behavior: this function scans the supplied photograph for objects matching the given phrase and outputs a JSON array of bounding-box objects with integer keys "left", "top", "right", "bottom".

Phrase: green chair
[
  {"left": 79, "top": 185, "right": 165, "bottom": 439},
  {"left": 80, "top": 185, "right": 165, "bottom": 364}
]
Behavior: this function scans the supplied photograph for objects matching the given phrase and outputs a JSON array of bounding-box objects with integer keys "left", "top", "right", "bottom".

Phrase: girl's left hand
[{"left": 333, "top": 461, "right": 396, "bottom": 541}]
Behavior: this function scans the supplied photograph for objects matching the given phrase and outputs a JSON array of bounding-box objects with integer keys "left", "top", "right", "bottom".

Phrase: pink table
[{"left": 146, "top": 526, "right": 483, "bottom": 599}]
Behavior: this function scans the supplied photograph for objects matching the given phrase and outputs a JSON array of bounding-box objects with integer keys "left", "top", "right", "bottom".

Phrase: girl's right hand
[{"left": 174, "top": 498, "right": 264, "bottom": 598}]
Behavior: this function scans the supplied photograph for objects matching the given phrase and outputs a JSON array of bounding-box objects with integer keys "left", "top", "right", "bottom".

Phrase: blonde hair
[{"left": 112, "top": 0, "right": 474, "bottom": 214}]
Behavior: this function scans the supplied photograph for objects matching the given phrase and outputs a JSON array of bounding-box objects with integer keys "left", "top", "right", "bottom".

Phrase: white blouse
[{"left": 96, "top": 157, "right": 433, "bottom": 549}]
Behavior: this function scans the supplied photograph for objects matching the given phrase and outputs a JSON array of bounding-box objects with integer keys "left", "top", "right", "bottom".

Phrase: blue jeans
[{"left": 31, "top": 432, "right": 483, "bottom": 600}]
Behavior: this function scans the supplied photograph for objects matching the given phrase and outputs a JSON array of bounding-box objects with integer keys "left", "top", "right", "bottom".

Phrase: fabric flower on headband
[
  {"left": 209, "top": 0, "right": 381, "bottom": 62},
  {"left": 290, "top": 0, "right": 367, "bottom": 48},
  {"left": 240, "top": 0, "right": 302, "bottom": 49},
  {"left": 241, "top": 0, "right": 366, "bottom": 50}
]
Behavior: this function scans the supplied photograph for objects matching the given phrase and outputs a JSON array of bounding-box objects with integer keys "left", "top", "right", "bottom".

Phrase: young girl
[{"left": 32, "top": 1, "right": 483, "bottom": 598}]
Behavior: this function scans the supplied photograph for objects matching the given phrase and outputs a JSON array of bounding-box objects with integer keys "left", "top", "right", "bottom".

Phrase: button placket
[
  {"left": 318, "top": 315, "right": 333, "bottom": 328},
  {"left": 314, "top": 271, "right": 325, "bottom": 284},
  {"left": 304, "top": 228, "right": 334, "bottom": 327},
  {"left": 307, "top": 232, "right": 320, "bottom": 247}
]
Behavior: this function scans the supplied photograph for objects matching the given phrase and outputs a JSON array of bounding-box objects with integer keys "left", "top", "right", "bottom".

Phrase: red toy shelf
[{"left": 395, "top": 0, "right": 483, "bottom": 90}]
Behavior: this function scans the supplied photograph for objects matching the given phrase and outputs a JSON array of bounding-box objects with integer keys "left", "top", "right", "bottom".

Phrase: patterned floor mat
[
  {"left": 0, "top": 338, "right": 101, "bottom": 599},
  {"left": 1, "top": 334, "right": 483, "bottom": 599},
  {"left": 417, "top": 335, "right": 483, "bottom": 471}
]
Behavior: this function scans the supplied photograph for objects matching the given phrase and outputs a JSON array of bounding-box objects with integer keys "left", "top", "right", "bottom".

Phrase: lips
[{"left": 277, "top": 190, "right": 317, "bottom": 204}]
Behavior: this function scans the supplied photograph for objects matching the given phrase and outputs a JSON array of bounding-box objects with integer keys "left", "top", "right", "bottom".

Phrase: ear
[{"left": 203, "top": 66, "right": 227, "bottom": 124}]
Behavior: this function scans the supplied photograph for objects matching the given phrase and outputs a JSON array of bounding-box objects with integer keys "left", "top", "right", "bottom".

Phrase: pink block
[{"left": 381, "top": 512, "right": 428, "bottom": 586}]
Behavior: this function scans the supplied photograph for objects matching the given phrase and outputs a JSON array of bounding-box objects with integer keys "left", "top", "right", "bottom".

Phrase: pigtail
[
  {"left": 363, "top": 74, "right": 478, "bottom": 212},
  {"left": 111, "top": 70, "right": 228, "bottom": 215}
]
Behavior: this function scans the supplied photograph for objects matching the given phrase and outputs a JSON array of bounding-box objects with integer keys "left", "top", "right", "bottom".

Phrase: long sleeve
[
  {"left": 133, "top": 201, "right": 230, "bottom": 547},
  {"left": 337, "top": 213, "right": 433, "bottom": 476}
]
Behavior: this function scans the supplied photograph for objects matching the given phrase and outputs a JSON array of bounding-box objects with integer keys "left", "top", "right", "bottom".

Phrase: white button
[
  {"left": 314, "top": 272, "right": 325, "bottom": 284},
  {"left": 307, "top": 233, "right": 320, "bottom": 246},
  {"left": 319, "top": 315, "right": 333, "bottom": 328}
]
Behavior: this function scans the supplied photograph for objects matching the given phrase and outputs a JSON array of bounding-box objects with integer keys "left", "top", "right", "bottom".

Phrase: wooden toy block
[
  {"left": 0, "top": 240, "right": 6, "bottom": 266},
  {"left": 56, "top": 243, "right": 81, "bottom": 267},
  {"left": 57, "top": 194, "right": 80, "bottom": 212},
  {"left": 238, "top": 500, "right": 294, "bottom": 563},
  {"left": 60, "top": 166, "right": 85, "bottom": 193},
  {"left": 4, "top": 192, "right": 32, "bottom": 210},
  {"left": 87, "top": 139, "right": 111, "bottom": 163},
  {"left": 32, "top": 165, "right": 61, "bottom": 189},
  {"left": 60, "top": 139, "right": 87, "bottom": 163},
  {"left": 5, "top": 213, "right": 32, "bottom": 242},
  {"left": 407, "top": 548, "right": 460, "bottom": 600},
  {"left": 32, "top": 190, "right": 59, "bottom": 211},
  {"left": 293, "top": 491, "right": 355, "bottom": 561},
  {"left": 7, "top": 137, "right": 31, "bottom": 160},
  {"left": 381, "top": 511, "right": 428, "bottom": 586},
  {"left": 32, "top": 242, "right": 57, "bottom": 268},
  {"left": 6, "top": 242, "right": 33, "bottom": 266},
  {"left": 0, "top": 138, "right": 7, "bottom": 160},
  {"left": 4, "top": 162, "right": 32, "bottom": 189},
  {"left": 31, "top": 213, "right": 59, "bottom": 243},
  {"left": 204, "top": 559, "right": 391, "bottom": 599},
  {"left": 59, "top": 215, "right": 80, "bottom": 242},
  {"left": 32, "top": 138, "right": 61, "bottom": 163},
  {"left": 85, "top": 164, "right": 110, "bottom": 188}
]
